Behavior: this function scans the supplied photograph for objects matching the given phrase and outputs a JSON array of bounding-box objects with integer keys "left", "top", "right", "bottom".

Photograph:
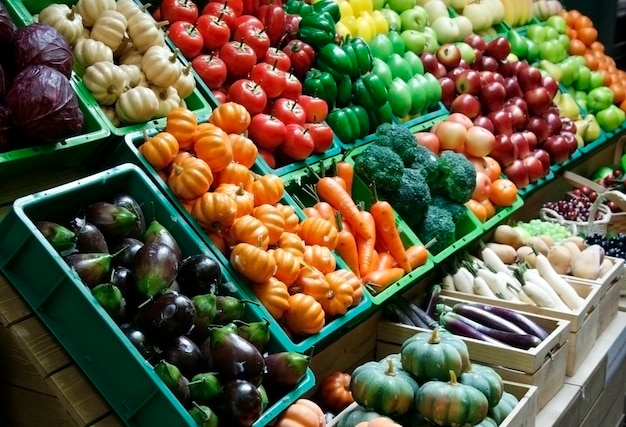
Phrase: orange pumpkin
[
  {"left": 298, "top": 217, "right": 338, "bottom": 250},
  {"left": 274, "top": 399, "right": 326, "bottom": 427},
  {"left": 252, "top": 204, "right": 286, "bottom": 245},
  {"left": 247, "top": 173, "right": 284, "bottom": 206},
  {"left": 250, "top": 277, "right": 290, "bottom": 320},
  {"left": 269, "top": 248, "right": 301, "bottom": 286},
  {"left": 326, "top": 269, "right": 363, "bottom": 307},
  {"left": 165, "top": 107, "right": 197, "bottom": 150},
  {"left": 317, "top": 372, "right": 354, "bottom": 414},
  {"left": 214, "top": 162, "right": 253, "bottom": 188},
  {"left": 225, "top": 215, "right": 270, "bottom": 249},
  {"left": 214, "top": 183, "right": 255, "bottom": 217},
  {"left": 229, "top": 133, "right": 258, "bottom": 168},
  {"left": 138, "top": 131, "right": 179, "bottom": 170},
  {"left": 191, "top": 191, "right": 238, "bottom": 231},
  {"left": 283, "top": 294, "right": 325, "bottom": 336},
  {"left": 290, "top": 265, "right": 330, "bottom": 301},
  {"left": 208, "top": 101, "right": 251, "bottom": 134},
  {"left": 194, "top": 123, "right": 233, "bottom": 173},
  {"left": 277, "top": 232, "right": 306, "bottom": 258},
  {"left": 167, "top": 155, "right": 213, "bottom": 200},
  {"left": 303, "top": 244, "right": 336, "bottom": 274},
  {"left": 320, "top": 273, "right": 354, "bottom": 317},
  {"left": 230, "top": 242, "right": 276, "bottom": 283},
  {"left": 276, "top": 203, "right": 301, "bottom": 233}
]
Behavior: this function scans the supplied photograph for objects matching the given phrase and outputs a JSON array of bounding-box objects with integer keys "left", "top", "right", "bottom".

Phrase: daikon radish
[
  {"left": 535, "top": 253, "right": 585, "bottom": 310},
  {"left": 523, "top": 268, "right": 571, "bottom": 312},
  {"left": 473, "top": 276, "right": 497, "bottom": 298}
]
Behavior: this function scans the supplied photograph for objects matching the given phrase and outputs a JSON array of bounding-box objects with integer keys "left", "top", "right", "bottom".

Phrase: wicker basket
[{"left": 539, "top": 203, "right": 612, "bottom": 237}]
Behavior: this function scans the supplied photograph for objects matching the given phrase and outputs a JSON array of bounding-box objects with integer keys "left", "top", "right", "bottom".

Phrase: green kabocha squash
[
  {"left": 350, "top": 358, "right": 420, "bottom": 416},
  {"left": 337, "top": 406, "right": 388, "bottom": 427},
  {"left": 378, "top": 353, "right": 402, "bottom": 371},
  {"left": 474, "top": 416, "right": 498, "bottom": 427},
  {"left": 400, "top": 327, "right": 470, "bottom": 383},
  {"left": 416, "top": 370, "right": 489, "bottom": 427},
  {"left": 458, "top": 362, "right": 504, "bottom": 408},
  {"left": 488, "top": 391, "right": 519, "bottom": 424}
]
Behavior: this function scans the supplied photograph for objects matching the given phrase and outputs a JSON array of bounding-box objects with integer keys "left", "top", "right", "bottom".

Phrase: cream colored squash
[
  {"left": 90, "top": 10, "right": 127, "bottom": 51},
  {"left": 141, "top": 45, "right": 181, "bottom": 88},
  {"left": 151, "top": 85, "right": 182, "bottom": 118},
  {"left": 118, "top": 47, "right": 143, "bottom": 67},
  {"left": 83, "top": 61, "right": 127, "bottom": 105},
  {"left": 119, "top": 64, "right": 148, "bottom": 89},
  {"left": 115, "top": 86, "right": 159, "bottom": 123},
  {"left": 38, "top": 4, "right": 84, "bottom": 45},
  {"left": 127, "top": 13, "right": 165, "bottom": 53},
  {"left": 73, "top": 38, "right": 113, "bottom": 68},
  {"left": 172, "top": 64, "right": 196, "bottom": 99},
  {"left": 75, "top": 0, "right": 116, "bottom": 27}
]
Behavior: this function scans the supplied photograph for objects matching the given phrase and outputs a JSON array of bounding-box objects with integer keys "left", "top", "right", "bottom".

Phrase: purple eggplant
[
  {"left": 92, "top": 283, "right": 126, "bottom": 324},
  {"left": 208, "top": 323, "right": 265, "bottom": 386},
  {"left": 120, "top": 324, "right": 159, "bottom": 363},
  {"left": 188, "top": 404, "right": 219, "bottom": 427},
  {"left": 35, "top": 220, "right": 76, "bottom": 252},
  {"left": 137, "top": 291, "right": 196, "bottom": 341},
  {"left": 143, "top": 220, "right": 182, "bottom": 265},
  {"left": 214, "top": 296, "right": 246, "bottom": 325},
  {"left": 189, "top": 372, "right": 222, "bottom": 405},
  {"left": 85, "top": 201, "right": 139, "bottom": 240},
  {"left": 110, "top": 237, "right": 143, "bottom": 268},
  {"left": 133, "top": 242, "right": 178, "bottom": 298},
  {"left": 461, "top": 302, "right": 549, "bottom": 340},
  {"left": 69, "top": 217, "right": 109, "bottom": 253},
  {"left": 236, "top": 319, "right": 270, "bottom": 352},
  {"left": 111, "top": 193, "right": 146, "bottom": 238},
  {"left": 263, "top": 351, "right": 310, "bottom": 390},
  {"left": 218, "top": 379, "right": 263, "bottom": 427},
  {"left": 452, "top": 303, "right": 529, "bottom": 335},
  {"left": 177, "top": 254, "right": 223, "bottom": 296},
  {"left": 162, "top": 335, "right": 204, "bottom": 379},
  {"left": 65, "top": 252, "right": 114, "bottom": 288}
]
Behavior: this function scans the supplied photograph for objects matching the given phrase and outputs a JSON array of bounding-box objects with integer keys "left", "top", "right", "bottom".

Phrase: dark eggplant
[
  {"left": 394, "top": 297, "right": 438, "bottom": 329},
  {"left": 441, "top": 312, "right": 543, "bottom": 349},
  {"left": 177, "top": 254, "right": 223, "bottom": 296},
  {"left": 383, "top": 302, "right": 419, "bottom": 327},
  {"left": 111, "top": 193, "right": 146, "bottom": 238},
  {"left": 452, "top": 303, "right": 529, "bottom": 335},
  {"left": 236, "top": 319, "right": 270, "bottom": 352},
  {"left": 162, "top": 335, "right": 204, "bottom": 379},
  {"left": 35, "top": 220, "right": 76, "bottom": 252},
  {"left": 263, "top": 351, "right": 310, "bottom": 390},
  {"left": 213, "top": 296, "right": 246, "bottom": 325},
  {"left": 208, "top": 324, "right": 265, "bottom": 386},
  {"left": 85, "top": 202, "right": 140, "bottom": 239},
  {"left": 219, "top": 379, "right": 263, "bottom": 427},
  {"left": 188, "top": 404, "right": 219, "bottom": 427},
  {"left": 69, "top": 217, "right": 109, "bottom": 253},
  {"left": 137, "top": 291, "right": 196, "bottom": 341},
  {"left": 190, "top": 294, "right": 217, "bottom": 343},
  {"left": 120, "top": 324, "right": 160, "bottom": 363},
  {"left": 461, "top": 302, "right": 550, "bottom": 340},
  {"left": 110, "top": 237, "right": 143, "bottom": 268},
  {"left": 91, "top": 283, "right": 126, "bottom": 324},
  {"left": 439, "top": 313, "right": 504, "bottom": 345},
  {"left": 133, "top": 242, "right": 178, "bottom": 298},
  {"left": 65, "top": 252, "right": 114, "bottom": 288},
  {"left": 154, "top": 360, "right": 191, "bottom": 406},
  {"left": 143, "top": 219, "right": 182, "bottom": 264},
  {"left": 189, "top": 372, "right": 222, "bottom": 405},
  {"left": 425, "top": 284, "right": 442, "bottom": 317},
  {"left": 218, "top": 280, "right": 239, "bottom": 295},
  {"left": 0, "top": 104, "right": 11, "bottom": 151}
]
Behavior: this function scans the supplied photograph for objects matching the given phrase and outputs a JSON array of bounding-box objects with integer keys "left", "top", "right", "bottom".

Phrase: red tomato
[
  {"left": 192, "top": 54, "right": 227, "bottom": 90},
  {"left": 304, "top": 122, "right": 334, "bottom": 153},
  {"left": 227, "top": 79, "right": 267, "bottom": 115},
  {"left": 196, "top": 14, "right": 231, "bottom": 51},
  {"left": 250, "top": 62, "right": 287, "bottom": 99},
  {"left": 248, "top": 113, "right": 286, "bottom": 150},
  {"left": 210, "top": 0, "right": 244, "bottom": 16},
  {"left": 262, "top": 47, "right": 291, "bottom": 72},
  {"left": 235, "top": 14, "right": 264, "bottom": 30},
  {"left": 160, "top": 0, "right": 198, "bottom": 23},
  {"left": 201, "top": 2, "right": 238, "bottom": 31},
  {"left": 212, "top": 88, "right": 228, "bottom": 104},
  {"left": 297, "top": 95, "right": 328, "bottom": 123},
  {"left": 272, "top": 98, "right": 306, "bottom": 126},
  {"left": 233, "top": 24, "right": 271, "bottom": 59},
  {"left": 219, "top": 40, "right": 257, "bottom": 78},
  {"left": 281, "top": 124, "right": 314, "bottom": 160},
  {"left": 168, "top": 21, "right": 204, "bottom": 59},
  {"left": 280, "top": 72, "right": 303, "bottom": 100}
]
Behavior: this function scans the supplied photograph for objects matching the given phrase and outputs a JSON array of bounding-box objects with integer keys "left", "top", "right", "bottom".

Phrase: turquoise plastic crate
[
  {"left": 481, "top": 191, "right": 525, "bottom": 232},
  {"left": 0, "top": 163, "right": 315, "bottom": 426},
  {"left": 281, "top": 157, "right": 436, "bottom": 306},
  {"left": 103, "top": 129, "right": 374, "bottom": 353},
  {"left": 517, "top": 169, "right": 557, "bottom": 198},
  {"left": 5, "top": 0, "right": 215, "bottom": 138},
  {"left": 393, "top": 102, "right": 449, "bottom": 133}
]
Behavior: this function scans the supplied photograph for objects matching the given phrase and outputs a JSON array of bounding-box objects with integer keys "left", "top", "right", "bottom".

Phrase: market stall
[{"left": 1, "top": 0, "right": 626, "bottom": 426}]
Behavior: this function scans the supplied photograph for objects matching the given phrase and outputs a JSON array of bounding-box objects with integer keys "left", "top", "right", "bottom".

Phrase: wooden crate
[
  {"left": 598, "top": 278, "right": 621, "bottom": 335},
  {"left": 441, "top": 279, "right": 602, "bottom": 376},
  {"left": 0, "top": 273, "right": 123, "bottom": 427},
  {"left": 326, "top": 381, "right": 538, "bottom": 427}
]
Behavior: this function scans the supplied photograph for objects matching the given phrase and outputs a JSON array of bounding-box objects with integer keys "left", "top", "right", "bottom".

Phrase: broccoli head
[
  {"left": 409, "top": 144, "right": 440, "bottom": 185},
  {"left": 430, "top": 195, "right": 468, "bottom": 224},
  {"left": 374, "top": 122, "right": 420, "bottom": 166},
  {"left": 432, "top": 150, "right": 476, "bottom": 203},
  {"left": 415, "top": 205, "right": 456, "bottom": 255},
  {"left": 353, "top": 144, "right": 405, "bottom": 192},
  {"left": 387, "top": 168, "right": 431, "bottom": 227}
]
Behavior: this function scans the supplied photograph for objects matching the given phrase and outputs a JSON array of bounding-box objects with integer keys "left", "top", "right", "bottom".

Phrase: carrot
[
  {"left": 375, "top": 227, "right": 389, "bottom": 254},
  {"left": 331, "top": 175, "right": 347, "bottom": 192},
  {"left": 356, "top": 210, "right": 376, "bottom": 275},
  {"left": 314, "top": 201, "right": 337, "bottom": 229},
  {"left": 335, "top": 212, "right": 361, "bottom": 277},
  {"left": 316, "top": 176, "right": 371, "bottom": 239},
  {"left": 302, "top": 206, "right": 321, "bottom": 218},
  {"left": 362, "top": 267, "right": 405, "bottom": 291},
  {"left": 406, "top": 242, "right": 431, "bottom": 270},
  {"left": 374, "top": 251, "right": 397, "bottom": 270},
  {"left": 335, "top": 158, "right": 354, "bottom": 197},
  {"left": 370, "top": 191, "right": 411, "bottom": 273}
]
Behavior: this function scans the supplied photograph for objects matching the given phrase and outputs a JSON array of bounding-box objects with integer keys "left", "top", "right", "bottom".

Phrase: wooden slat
[
  {"left": 89, "top": 414, "right": 124, "bottom": 427},
  {"left": 0, "top": 383, "right": 75, "bottom": 427},
  {"left": 0, "top": 274, "right": 32, "bottom": 326},
  {"left": 10, "top": 316, "right": 72, "bottom": 376},
  {"left": 47, "top": 365, "right": 112, "bottom": 427}
]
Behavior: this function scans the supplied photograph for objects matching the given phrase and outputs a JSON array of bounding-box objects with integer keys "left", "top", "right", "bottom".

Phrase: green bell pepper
[
  {"left": 284, "top": 0, "right": 314, "bottom": 16},
  {"left": 312, "top": 0, "right": 340, "bottom": 23},
  {"left": 327, "top": 106, "right": 370, "bottom": 146},
  {"left": 336, "top": 74, "right": 353, "bottom": 108},
  {"left": 315, "top": 42, "right": 356, "bottom": 82},
  {"left": 297, "top": 11, "right": 336, "bottom": 49},
  {"left": 352, "top": 73, "right": 388, "bottom": 111},
  {"left": 368, "top": 102, "right": 394, "bottom": 130},
  {"left": 303, "top": 68, "right": 337, "bottom": 107},
  {"left": 346, "top": 37, "right": 373, "bottom": 75}
]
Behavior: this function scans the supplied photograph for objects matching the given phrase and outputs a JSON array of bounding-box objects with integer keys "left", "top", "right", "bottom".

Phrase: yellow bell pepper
[
  {"left": 349, "top": 0, "right": 373, "bottom": 17},
  {"left": 370, "top": 10, "right": 389, "bottom": 35},
  {"left": 337, "top": 0, "right": 354, "bottom": 18},
  {"left": 355, "top": 14, "right": 375, "bottom": 42},
  {"left": 342, "top": 15, "right": 359, "bottom": 35},
  {"left": 335, "top": 21, "right": 353, "bottom": 39}
]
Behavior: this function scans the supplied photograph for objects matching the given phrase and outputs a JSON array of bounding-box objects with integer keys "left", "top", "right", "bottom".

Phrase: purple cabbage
[
  {"left": 11, "top": 23, "right": 72, "bottom": 78},
  {"left": 0, "top": 104, "right": 12, "bottom": 151},
  {"left": 0, "top": 2, "right": 16, "bottom": 46},
  {"left": 5, "top": 65, "right": 84, "bottom": 141}
]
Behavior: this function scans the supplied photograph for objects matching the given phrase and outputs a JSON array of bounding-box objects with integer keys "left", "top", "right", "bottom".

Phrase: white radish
[
  {"left": 535, "top": 253, "right": 585, "bottom": 310},
  {"left": 473, "top": 276, "right": 497, "bottom": 298},
  {"left": 481, "top": 246, "right": 514, "bottom": 277},
  {"left": 442, "top": 274, "right": 455, "bottom": 291},
  {"left": 523, "top": 268, "right": 571, "bottom": 312},
  {"left": 476, "top": 268, "right": 518, "bottom": 301},
  {"left": 522, "top": 281, "right": 558, "bottom": 308},
  {"left": 452, "top": 265, "right": 474, "bottom": 294}
]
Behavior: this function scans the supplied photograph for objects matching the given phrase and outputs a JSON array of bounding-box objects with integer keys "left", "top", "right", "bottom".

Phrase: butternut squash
[
  {"left": 516, "top": 246, "right": 536, "bottom": 268},
  {"left": 485, "top": 242, "right": 517, "bottom": 264},
  {"left": 523, "top": 237, "right": 550, "bottom": 256},
  {"left": 546, "top": 245, "right": 571, "bottom": 275},
  {"left": 571, "top": 244, "right": 604, "bottom": 280},
  {"left": 492, "top": 224, "right": 524, "bottom": 249}
]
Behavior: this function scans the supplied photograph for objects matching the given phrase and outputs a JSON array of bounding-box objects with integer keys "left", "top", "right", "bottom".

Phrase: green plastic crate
[
  {"left": 396, "top": 102, "right": 449, "bottom": 131},
  {"left": 0, "top": 78, "right": 111, "bottom": 179},
  {"left": 0, "top": 163, "right": 315, "bottom": 427},
  {"left": 517, "top": 169, "right": 557, "bottom": 198},
  {"left": 282, "top": 155, "right": 435, "bottom": 305},
  {"left": 5, "top": 0, "right": 216, "bottom": 137},
  {"left": 481, "top": 190, "right": 525, "bottom": 232},
  {"left": 103, "top": 130, "right": 374, "bottom": 353}
]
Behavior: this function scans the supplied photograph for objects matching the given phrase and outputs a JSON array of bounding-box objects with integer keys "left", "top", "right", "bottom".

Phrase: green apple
[
  {"left": 388, "top": 77, "right": 413, "bottom": 117},
  {"left": 407, "top": 74, "right": 428, "bottom": 114},
  {"left": 430, "top": 16, "right": 458, "bottom": 44},
  {"left": 372, "top": 57, "right": 394, "bottom": 88},
  {"left": 507, "top": 30, "right": 528, "bottom": 59},
  {"left": 423, "top": 72, "right": 443, "bottom": 108},
  {"left": 387, "top": 53, "right": 413, "bottom": 81},
  {"left": 423, "top": 0, "right": 450, "bottom": 23},
  {"left": 526, "top": 25, "right": 547, "bottom": 44},
  {"left": 387, "top": 30, "right": 406, "bottom": 54},
  {"left": 587, "top": 86, "right": 615, "bottom": 113},
  {"left": 544, "top": 26, "right": 559, "bottom": 41},
  {"left": 400, "top": 29, "right": 426, "bottom": 54},
  {"left": 387, "top": 0, "right": 416, "bottom": 13},
  {"left": 422, "top": 28, "right": 440, "bottom": 53},
  {"left": 557, "top": 34, "right": 570, "bottom": 52},
  {"left": 558, "top": 59, "right": 580, "bottom": 87},
  {"left": 400, "top": 6, "right": 429, "bottom": 31},
  {"left": 588, "top": 71, "right": 605, "bottom": 89},
  {"left": 539, "top": 39, "right": 567, "bottom": 64},
  {"left": 372, "top": 0, "right": 387, "bottom": 10},
  {"left": 545, "top": 15, "right": 567, "bottom": 34},
  {"left": 526, "top": 40, "right": 540, "bottom": 62},
  {"left": 573, "top": 66, "right": 591, "bottom": 92},
  {"left": 596, "top": 105, "right": 626, "bottom": 132},
  {"left": 455, "top": 41, "right": 476, "bottom": 63},
  {"left": 369, "top": 33, "right": 395, "bottom": 61},
  {"left": 381, "top": 7, "right": 403, "bottom": 31},
  {"left": 452, "top": 15, "right": 473, "bottom": 39},
  {"left": 403, "top": 50, "right": 424, "bottom": 74}
]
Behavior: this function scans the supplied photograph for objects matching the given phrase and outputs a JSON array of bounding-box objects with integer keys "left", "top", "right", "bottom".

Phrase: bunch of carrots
[{"left": 301, "top": 159, "right": 431, "bottom": 293}]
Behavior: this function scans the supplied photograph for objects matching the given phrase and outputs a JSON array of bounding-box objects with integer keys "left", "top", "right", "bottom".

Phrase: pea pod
[
  {"left": 303, "top": 68, "right": 337, "bottom": 107},
  {"left": 315, "top": 42, "right": 356, "bottom": 82},
  {"left": 352, "top": 73, "right": 388, "bottom": 110},
  {"left": 297, "top": 11, "right": 336, "bottom": 49}
]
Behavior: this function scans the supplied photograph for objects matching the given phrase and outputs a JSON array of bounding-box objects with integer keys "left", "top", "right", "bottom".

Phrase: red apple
[
  {"left": 488, "top": 109, "right": 514, "bottom": 136},
  {"left": 479, "top": 81, "right": 507, "bottom": 112},
  {"left": 465, "top": 34, "right": 487, "bottom": 51},
  {"left": 503, "top": 77, "right": 524, "bottom": 99},
  {"left": 542, "top": 75, "right": 558, "bottom": 99},
  {"left": 510, "top": 131, "right": 531, "bottom": 159},
  {"left": 434, "top": 120, "right": 467, "bottom": 151},
  {"left": 420, "top": 53, "right": 440, "bottom": 75},
  {"left": 526, "top": 116, "right": 549, "bottom": 143},
  {"left": 517, "top": 66, "right": 543, "bottom": 91},
  {"left": 434, "top": 62, "right": 447, "bottom": 79},
  {"left": 439, "top": 76, "right": 456, "bottom": 108},
  {"left": 504, "top": 96, "right": 528, "bottom": 114},
  {"left": 473, "top": 115, "right": 495, "bottom": 133},
  {"left": 523, "top": 155, "right": 546, "bottom": 183},
  {"left": 542, "top": 110, "right": 562, "bottom": 136},
  {"left": 498, "top": 60, "right": 517, "bottom": 77},
  {"left": 560, "top": 117, "right": 577, "bottom": 134},
  {"left": 448, "top": 66, "right": 466, "bottom": 82},
  {"left": 504, "top": 159, "right": 530, "bottom": 188},
  {"left": 436, "top": 43, "right": 462, "bottom": 70},
  {"left": 472, "top": 172, "right": 493, "bottom": 202},
  {"left": 447, "top": 112, "right": 475, "bottom": 129},
  {"left": 490, "top": 133, "right": 518, "bottom": 166},
  {"left": 450, "top": 93, "right": 481, "bottom": 118},
  {"left": 415, "top": 132, "right": 440, "bottom": 153},
  {"left": 485, "top": 37, "right": 511, "bottom": 61},
  {"left": 503, "top": 104, "right": 528, "bottom": 131},
  {"left": 525, "top": 87, "right": 551, "bottom": 116},
  {"left": 561, "top": 131, "right": 579, "bottom": 155},
  {"left": 478, "top": 55, "right": 499, "bottom": 72},
  {"left": 532, "top": 148, "right": 552, "bottom": 175},
  {"left": 454, "top": 69, "right": 482, "bottom": 95},
  {"left": 542, "top": 134, "right": 570, "bottom": 164},
  {"left": 465, "top": 126, "right": 496, "bottom": 157},
  {"left": 521, "top": 130, "right": 538, "bottom": 151}
]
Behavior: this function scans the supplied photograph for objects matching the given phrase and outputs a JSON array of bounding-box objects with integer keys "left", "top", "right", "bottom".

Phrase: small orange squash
[
  {"left": 229, "top": 133, "right": 258, "bottom": 168},
  {"left": 303, "top": 244, "right": 336, "bottom": 274},
  {"left": 298, "top": 216, "right": 338, "bottom": 250},
  {"left": 194, "top": 123, "right": 233, "bottom": 173},
  {"left": 326, "top": 269, "right": 363, "bottom": 307},
  {"left": 276, "top": 203, "right": 301, "bottom": 233},
  {"left": 208, "top": 101, "right": 251, "bottom": 134},
  {"left": 320, "top": 272, "right": 354, "bottom": 317},
  {"left": 167, "top": 155, "right": 213, "bottom": 200},
  {"left": 247, "top": 173, "right": 284, "bottom": 206},
  {"left": 165, "top": 107, "right": 197, "bottom": 150},
  {"left": 252, "top": 204, "right": 286, "bottom": 245},
  {"left": 138, "top": 131, "right": 179, "bottom": 170},
  {"left": 317, "top": 372, "right": 354, "bottom": 414},
  {"left": 277, "top": 232, "right": 306, "bottom": 258},
  {"left": 191, "top": 191, "right": 238, "bottom": 231},
  {"left": 269, "top": 248, "right": 301, "bottom": 286},
  {"left": 274, "top": 398, "right": 326, "bottom": 427},
  {"left": 230, "top": 242, "right": 276, "bottom": 283},
  {"left": 250, "top": 277, "right": 290, "bottom": 320},
  {"left": 224, "top": 214, "right": 270, "bottom": 249},
  {"left": 214, "top": 183, "right": 255, "bottom": 217},
  {"left": 283, "top": 294, "right": 325, "bottom": 336},
  {"left": 290, "top": 265, "right": 330, "bottom": 301},
  {"left": 214, "top": 162, "right": 253, "bottom": 187}
]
